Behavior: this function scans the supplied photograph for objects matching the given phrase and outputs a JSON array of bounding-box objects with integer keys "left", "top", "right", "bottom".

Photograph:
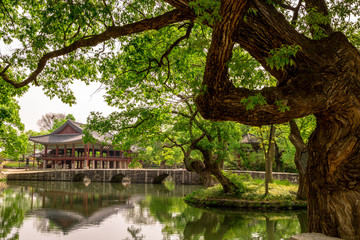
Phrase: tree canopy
[{"left": 2, "top": 0, "right": 360, "bottom": 238}]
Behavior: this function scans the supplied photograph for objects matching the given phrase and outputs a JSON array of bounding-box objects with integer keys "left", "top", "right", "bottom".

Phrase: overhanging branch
[{"left": 1, "top": 9, "right": 195, "bottom": 88}]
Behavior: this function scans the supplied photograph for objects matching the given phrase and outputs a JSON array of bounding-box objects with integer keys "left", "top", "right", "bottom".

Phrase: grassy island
[{"left": 184, "top": 175, "right": 307, "bottom": 210}]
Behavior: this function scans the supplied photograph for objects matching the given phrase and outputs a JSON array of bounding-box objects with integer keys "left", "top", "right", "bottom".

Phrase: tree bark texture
[
  {"left": 274, "top": 143, "right": 283, "bottom": 172},
  {"left": 289, "top": 120, "right": 308, "bottom": 200},
  {"left": 183, "top": 152, "right": 216, "bottom": 188},
  {"left": 196, "top": 146, "right": 238, "bottom": 194}
]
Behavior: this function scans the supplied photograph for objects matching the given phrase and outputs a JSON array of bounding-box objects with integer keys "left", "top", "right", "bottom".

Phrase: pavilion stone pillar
[
  {"left": 83, "top": 144, "right": 88, "bottom": 169},
  {"left": 54, "top": 161, "right": 57, "bottom": 169},
  {"left": 83, "top": 160, "right": 88, "bottom": 169},
  {"left": 99, "top": 161, "right": 103, "bottom": 169},
  {"left": 71, "top": 161, "right": 75, "bottom": 169},
  {"left": 63, "top": 160, "right": 66, "bottom": 169},
  {"left": 91, "top": 160, "right": 95, "bottom": 169},
  {"left": 43, "top": 160, "right": 47, "bottom": 170}
]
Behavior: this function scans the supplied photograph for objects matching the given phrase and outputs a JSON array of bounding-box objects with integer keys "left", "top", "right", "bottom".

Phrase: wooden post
[
  {"left": 56, "top": 145, "right": 59, "bottom": 157},
  {"left": 33, "top": 143, "right": 36, "bottom": 169},
  {"left": 64, "top": 145, "right": 67, "bottom": 157},
  {"left": 44, "top": 145, "right": 47, "bottom": 157},
  {"left": 87, "top": 143, "right": 90, "bottom": 168},
  {"left": 72, "top": 144, "right": 75, "bottom": 157}
]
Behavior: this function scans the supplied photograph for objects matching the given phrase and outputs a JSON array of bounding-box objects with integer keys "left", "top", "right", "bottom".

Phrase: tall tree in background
[
  {"left": 3, "top": 0, "right": 360, "bottom": 238},
  {"left": 37, "top": 113, "right": 66, "bottom": 131}
]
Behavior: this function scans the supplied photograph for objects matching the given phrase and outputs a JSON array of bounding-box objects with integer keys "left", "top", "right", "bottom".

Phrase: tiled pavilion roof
[{"left": 29, "top": 120, "right": 111, "bottom": 145}]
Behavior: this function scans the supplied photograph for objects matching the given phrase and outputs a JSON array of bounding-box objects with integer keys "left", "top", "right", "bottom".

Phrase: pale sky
[{"left": 17, "top": 80, "right": 118, "bottom": 131}]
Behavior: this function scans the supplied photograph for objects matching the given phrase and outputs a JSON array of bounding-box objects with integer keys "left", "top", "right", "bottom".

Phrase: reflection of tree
[
  {"left": 126, "top": 226, "right": 144, "bottom": 240},
  {"left": 143, "top": 193, "right": 306, "bottom": 240},
  {"left": 184, "top": 212, "right": 244, "bottom": 240},
  {"left": 0, "top": 187, "right": 38, "bottom": 239},
  {"left": 266, "top": 217, "right": 275, "bottom": 240}
]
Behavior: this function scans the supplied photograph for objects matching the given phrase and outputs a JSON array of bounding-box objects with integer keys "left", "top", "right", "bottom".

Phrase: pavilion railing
[{"left": 43, "top": 156, "right": 132, "bottom": 161}]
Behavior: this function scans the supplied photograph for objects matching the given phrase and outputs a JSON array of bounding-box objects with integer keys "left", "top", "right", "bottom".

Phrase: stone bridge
[
  {"left": 6, "top": 169, "right": 299, "bottom": 184},
  {"left": 6, "top": 169, "right": 201, "bottom": 184}
]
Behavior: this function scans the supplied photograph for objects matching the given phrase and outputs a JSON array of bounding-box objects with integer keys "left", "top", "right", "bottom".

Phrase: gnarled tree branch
[{"left": 1, "top": 9, "right": 195, "bottom": 88}]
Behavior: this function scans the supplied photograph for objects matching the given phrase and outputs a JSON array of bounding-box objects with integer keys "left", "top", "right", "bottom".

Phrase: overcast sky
[{"left": 17, "top": 80, "right": 118, "bottom": 131}]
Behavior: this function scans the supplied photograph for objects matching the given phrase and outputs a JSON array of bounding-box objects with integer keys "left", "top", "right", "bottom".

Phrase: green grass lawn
[
  {"left": 184, "top": 176, "right": 306, "bottom": 210},
  {"left": 3, "top": 161, "right": 39, "bottom": 168}
]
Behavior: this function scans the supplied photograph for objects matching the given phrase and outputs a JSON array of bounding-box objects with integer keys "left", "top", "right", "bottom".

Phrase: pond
[{"left": 0, "top": 181, "right": 307, "bottom": 240}]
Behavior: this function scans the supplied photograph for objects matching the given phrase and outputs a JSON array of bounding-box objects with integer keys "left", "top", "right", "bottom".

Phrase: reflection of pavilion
[
  {"left": 29, "top": 120, "right": 133, "bottom": 170},
  {"left": 31, "top": 206, "right": 131, "bottom": 234},
  {"left": 27, "top": 182, "right": 135, "bottom": 234}
]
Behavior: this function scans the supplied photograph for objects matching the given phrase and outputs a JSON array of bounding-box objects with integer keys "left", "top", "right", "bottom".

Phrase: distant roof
[{"left": 29, "top": 120, "right": 111, "bottom": 145}]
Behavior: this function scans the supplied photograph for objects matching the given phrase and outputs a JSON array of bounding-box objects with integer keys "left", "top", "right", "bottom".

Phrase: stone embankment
[
  {"left": 291, "top": 233, "right": 342, "bottom": 240},
  {"left": 4, "top": 169, "right": 299, "bottom": 184}
]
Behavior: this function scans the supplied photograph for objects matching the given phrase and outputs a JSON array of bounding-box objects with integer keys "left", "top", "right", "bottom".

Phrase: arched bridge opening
[
  {"left": 73, "top": 173, "right": 89, "bottom": 182},
  {"left": 110, "top": 173, "right": 126, "bottom": 183},
  {"left": 153, "top": 173, "right": 173, "bottom": 184}
]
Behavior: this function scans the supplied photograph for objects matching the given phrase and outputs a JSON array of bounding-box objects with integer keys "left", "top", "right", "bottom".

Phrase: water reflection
[{"left": 1, "top": 181, "right": 306, "bottom": 240}]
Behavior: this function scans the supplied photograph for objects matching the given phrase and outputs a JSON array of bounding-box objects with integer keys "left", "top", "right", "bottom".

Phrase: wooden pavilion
[{"left": 29, "top": 120, "right": 132, "bottom": 169}]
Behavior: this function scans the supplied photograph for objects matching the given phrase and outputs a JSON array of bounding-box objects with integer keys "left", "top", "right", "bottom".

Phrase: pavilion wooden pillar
[
  {"left": 63, "top": 144, "right": 67, "bottom": 169},
  {"left": 106, "top": 148, "right": 110, "bottom": 169},
  {"left": 83, "top": 144, "right": 87, "bottom": 169},
  {"left": 83, "top": 144, "right": 89, "bottom": 169},
  {"left": 33, "top": 143, "right": 36, "bottom": 169},
  {"left": 43, "top": 145, "right": 47, "bottom": 169},
  {"left": 71, "top": 144, "right": 75, "bottom": 169},
  {"left": 91, "top": 145, "right": 95, "bottom": 169},
  {"left": 87, "top": 143, "right": 90, "bottom": 168},
  {"left": 99, "top": 147, "right": 103, "bottom": 169}
]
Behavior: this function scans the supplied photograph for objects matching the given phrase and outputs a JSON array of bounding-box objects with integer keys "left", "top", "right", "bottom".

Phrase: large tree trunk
[
  {"left": 190, "top": 160, "right": 217, "bottom": 188},
  {"left": 183, "top": 153, "right": 216, "bottom": 189},
  {"left": 274, "top": 143, "right": 283, "bottom": 172},
  {"left": 199, "top": 148, "right": 238, "bottom": 194},
  {"left": 307, "top": 110, "right": 360, "bottom": 239},
  {"left": 289, "top": 120, "right": 308, "bottom": 200}
]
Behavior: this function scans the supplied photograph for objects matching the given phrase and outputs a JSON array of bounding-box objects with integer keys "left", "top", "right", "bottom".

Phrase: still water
[{"left": 0, "top": 181, "right": 306, "bottom": 240}]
